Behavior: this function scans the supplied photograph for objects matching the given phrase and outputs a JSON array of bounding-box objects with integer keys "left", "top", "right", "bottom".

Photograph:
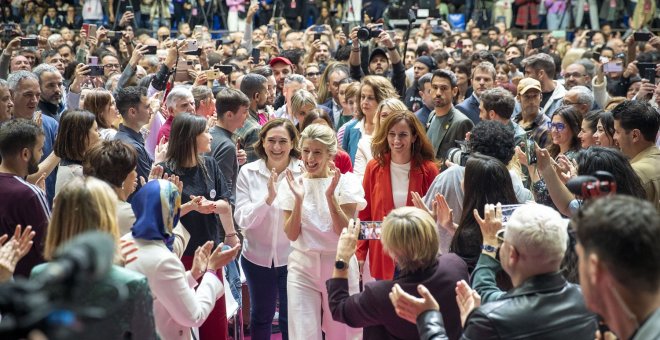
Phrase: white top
[
  {"left": 278, "top": 172, "right": 366, "bottom": 253},
  {"left": 390, "top": 161, "right": 411, "bottom": 209},
  {"left": 54, "top": 163, "right": 83, "bottom": 197},
  {"left": 122, "top": 235, "right": 222, "bottom": 340},
  {"left": 234, "top": 158, "right": 303, "bottom": 268},
  {"left": 81, "top": 0, "right": 104, "bottom": 20},
  {"left": 353, "top": 123, "right": 373, "bottom": 180}
]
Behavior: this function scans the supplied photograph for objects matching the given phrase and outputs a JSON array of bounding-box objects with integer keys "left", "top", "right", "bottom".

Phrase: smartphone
[
  {"left": 642, "top": 67, "right": 656, "bottom": 84},
  {"left": 526, "top": 138, "right": 537, "bottom": 165},
  {"left": 387, "top": 30, "right": 396, "bottom": 39},
  {"left": 599, "top": 56, "right": 610, "bottom": 64},
  {"left": 358, "top": 221, "right": 383, "bottom": 240},
  {"left": 184, "top": 48, "right": 201, "bottom": 56},
  {"left": 82, "top": 23, "right": 90, "bottom": 36},
  {"left": 266, "top": 24, "right": 274, "bottom": 38},
  {"left": 88, "top": 65, "right": 105, "bottom": 76},
  {"left": 501, "top": 204, "right": 523, "bottom": 225},
  {"left": 206, "top": 69, "right": 221, "bottom": 80},
  {"left": 342, "top": 22, "right": 350, "bottom": 36},
  {"left": 87, "top": 56, "right": 98, "bottom": 65},
  {"left": 126, "top": 5, "right": 133, "bottom": 12},
  {"left": 637, "top": 62, "right": 657, "bottom": 73},
  {"left": 313, "top": 33, "right": 321, "bottom": 41},
  {"left": 144, "top": 45, "right": 157, "bottom": 55},
  {"left": 633, "top": 32, "right": 652, "bottom": 42},
  {"left": 218, "top": 64, "right": 233, "bottom": 75},
  {"left": 603, "top": 61, "right": 623, "bottom": 73},
  {"left": 551, "top": 30, "right": 566, "bottom": 39},
  {"left": 88, "top": 24, "right": 97, "bottom": 39},
  {"left": 194, "top": 25, "right": 203, "bottom": 36},
  {"left": 251, "top": 48, "right": 260, "bottom": 63},
  {"left": 20, "top": 38, "right": 38, "bottom": 47},
  {"left": 531, "top": 36, "right": 544, "bottom": 49},
  {"left": 174, "top": 60, "right": 191, "bottom": 82},
  {"left": 107, "top": 31, "right": 123, "bottom": 39},
  {"left": 591, "top": 52, "right": 601, "bottom": 62},
  {"left": 160, "top": 34, "right": 169, "bottom": 41}
]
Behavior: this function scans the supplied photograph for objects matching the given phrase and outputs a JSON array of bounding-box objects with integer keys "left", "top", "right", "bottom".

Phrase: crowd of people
[{"left": 0, "top": 1, "right": 659, "bottom": 339}]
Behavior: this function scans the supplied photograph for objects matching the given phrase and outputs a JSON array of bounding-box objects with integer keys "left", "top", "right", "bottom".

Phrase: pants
[
  {"left": 241, "top": 256, "right": 288, "bottom": 340},
  {"left": 181, "top": 255, "right": 228, "bottom": 340},
  {"left": 546, "top": 11, "right": 569, "bottom": 30},
  {"left": 573, "top": 0, "right": 600, "bottom": 29},
  {"left": 287, "top": 249, "right": 361, "bottom": 340}
]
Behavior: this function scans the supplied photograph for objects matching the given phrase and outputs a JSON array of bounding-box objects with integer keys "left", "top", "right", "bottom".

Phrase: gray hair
[
  {"left": 47, "top": 34, "right": 62, "bottom": 45},
  {"left": 506, "top": 203, "right": 568, "bottom": 266},
  {"left": 284, "top": 74, "right": 306, "bottom": 87},
  {"left": 166, "top": 86, "right": 194, "bottom": 109},
  {"left": 7, "top": 71, "right": 38, "bottom": 91},
  {"left": 32, "top": 64, "right": 60, "bottom": 82},
  {"left": 143, "top": 55, "right": 159, "bottom": 68},
  {"left": 0, "top": 79, "right": 8, "bottom": 90},
  {"left": 568, "top": 85, "right": 594, "bottom": 108},
  {"left": 192, "top": 85, "right": 213, "bottom": 109},
  {"left": 573, "top": 59, "right": 596, "bottom": 79},
  {"left": 521, "top": 53, "right": 556, "bottom": 79}
]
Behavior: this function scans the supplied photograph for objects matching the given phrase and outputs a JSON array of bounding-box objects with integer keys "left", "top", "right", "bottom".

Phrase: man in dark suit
[
  {"left": 455, "top": 62, "right": 496, "bottom": 124},
  {"left": 319, "top": 63, "right": 349, "bottom": 129},
  {"left": 414, "top": 73, "right": 435, "bottom": 126},
  {"left": 426, "top": 70, "right": 474, "bottom": 163}
]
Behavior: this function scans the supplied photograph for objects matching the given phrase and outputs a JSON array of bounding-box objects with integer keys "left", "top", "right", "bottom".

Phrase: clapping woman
[
  {"left": 357, "top": 111, "right": 439, "bottom": 281},
  {"left": 280, "top": 124, "right": 366, "bottom": 340},
  {"left": 234, "top": 119, "right": 303, "bottom": 340}
]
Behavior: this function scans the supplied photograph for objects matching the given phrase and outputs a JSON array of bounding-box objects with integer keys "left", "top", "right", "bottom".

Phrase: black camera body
[
  {"left": 446, "top": 140, "right": 470, "bottom": 166},
  {"left": 357, "top": 24, "right": 383, "bottom": 41}
]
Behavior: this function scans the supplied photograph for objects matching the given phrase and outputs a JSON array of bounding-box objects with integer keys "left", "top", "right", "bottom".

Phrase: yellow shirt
[{"left": 631, "top": 145, "right": 660, "bottom": 210}]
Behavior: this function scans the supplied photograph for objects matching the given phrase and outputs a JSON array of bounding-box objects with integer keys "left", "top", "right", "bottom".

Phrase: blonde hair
[
  {"left": 381, "top": 207, "right": 439, "bottom": 273},
  {"left": 357, "top": 75, "right": 398, "bottom": 120},
  {"left": 299, "top": 123, "right": 337, "bottom": 157},
  {"left": 375, "top": 98, "right": 408, "bottom": 131},
  {"left": 44, "top": 177, "right": 119, "bottom": 260},
  {"left": 290, "top": 89, "right": 317, "bottom": 117},
  {"left": 561, "top": 48, "right": 586, "bottom": 72}
]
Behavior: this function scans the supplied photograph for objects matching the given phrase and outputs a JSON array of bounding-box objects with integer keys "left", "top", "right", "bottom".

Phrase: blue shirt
[
  {"left": 115, "top": 124, "right": 153, "bottom": 200},
  {"left": 40, "top": 113, "right": 58, "bottom": 206}
]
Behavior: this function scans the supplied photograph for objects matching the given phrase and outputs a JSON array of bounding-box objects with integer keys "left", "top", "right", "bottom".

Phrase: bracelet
[
  {"left": 352, "top": 48, "right": 360, "bottom": 52},
  {"left": 387, "top": 46, "right": 397, "bottom": 51},
  {"left": 225, "top": 233, "right": 238, "bottom": 238}
]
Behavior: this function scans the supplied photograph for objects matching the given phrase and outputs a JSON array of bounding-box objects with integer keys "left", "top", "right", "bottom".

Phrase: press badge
[{"left": 210, "top": 189, "right": 216, "bottom": 199}]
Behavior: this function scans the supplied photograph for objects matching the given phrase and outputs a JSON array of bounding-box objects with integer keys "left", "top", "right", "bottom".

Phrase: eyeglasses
[
  {"left": 306, "top": 72, "right": 320, "bottom": 77},
  {"left": 547, "top": 122, "right": 566, "bottom": 132},
  {"left": 103, "top": 64, "right": 120, "bottom": 69},
  {"left": 564, "top": 72, "right": 586, "bottom": 78}
]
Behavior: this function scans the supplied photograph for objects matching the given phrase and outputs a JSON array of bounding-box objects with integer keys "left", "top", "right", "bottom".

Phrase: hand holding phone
[
  {"left": 531, "top": 36, "right": 544, "bottom": 49},
  {"left": 634, "top": 32, "right": 652, "bottom": 42},
  {"left": 358, "top": 221, "right": 383, "bottom": 240},
  {"left": 603, "top": 62, "right": 623, "bottom": 73}
]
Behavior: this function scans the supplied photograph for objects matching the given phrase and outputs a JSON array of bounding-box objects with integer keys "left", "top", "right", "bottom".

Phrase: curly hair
[{"left": 469, "top": 120, "right": 515, "bottom": 165}]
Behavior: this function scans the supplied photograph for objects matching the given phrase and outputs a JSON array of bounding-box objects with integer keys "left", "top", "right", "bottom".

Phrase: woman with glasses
[
  {"left": 519, "top": 105, "right": 582, "bottom": 210},
  {"left": 305, "top": 63, "right": 322, "bottom": 89}
]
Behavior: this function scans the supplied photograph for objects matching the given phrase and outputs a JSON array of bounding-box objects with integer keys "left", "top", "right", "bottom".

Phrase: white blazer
[{"left": 123, "top": 235, "right": 223, "bottom": 340}]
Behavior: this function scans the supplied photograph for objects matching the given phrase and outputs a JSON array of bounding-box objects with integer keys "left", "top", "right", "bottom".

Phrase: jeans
[
  {"left": 223, "top": 245, "right": 242, "bottom": 307},
  {"left": 547, "top": 11, "right": 569, "bottom": 30},
  {"left": 241, "top": 256, "right": 288, "bottom": 340}
]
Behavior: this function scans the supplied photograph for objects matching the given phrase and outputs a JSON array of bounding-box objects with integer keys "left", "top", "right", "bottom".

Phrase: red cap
[{"left": 268, "top": 57, "right": 293, "bottom": 67}]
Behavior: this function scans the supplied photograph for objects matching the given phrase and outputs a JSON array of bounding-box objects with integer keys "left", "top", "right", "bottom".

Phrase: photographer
[{"left": 348, "top": 25, "right": 406, "bottom": 98}]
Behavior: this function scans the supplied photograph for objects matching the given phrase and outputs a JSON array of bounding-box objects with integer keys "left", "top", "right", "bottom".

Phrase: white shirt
[
  {"left": 278, "top": 172, "right": 366, "bottom": 253},
  {"left": 353, "top": 134, "right": 373, "bottom": 180},
  {"left": 390, "top": 161, "right": 411, "bottom": 208},
  {"left": 234, "top": 158, "right": 303, "bottom": 268}
]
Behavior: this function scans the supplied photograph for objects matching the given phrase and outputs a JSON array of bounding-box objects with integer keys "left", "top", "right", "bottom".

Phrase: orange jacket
[{"left": 357, "top": 156, "right": 439, "bottom": 280}]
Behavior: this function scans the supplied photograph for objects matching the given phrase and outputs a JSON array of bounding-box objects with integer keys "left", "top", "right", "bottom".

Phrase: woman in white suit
[{"left": 124, "top": 180, "right": 241, "bottom": 340}]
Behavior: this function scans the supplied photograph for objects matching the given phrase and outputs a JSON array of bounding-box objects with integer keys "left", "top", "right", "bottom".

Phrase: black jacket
[{"left": 416, "top": 272, "right": 598, "bottom": 340}]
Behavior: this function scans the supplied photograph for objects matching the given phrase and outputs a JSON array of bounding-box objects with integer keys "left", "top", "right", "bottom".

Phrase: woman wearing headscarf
[{"left": 124, "top": 180, "right": 240, "bottom": 340}]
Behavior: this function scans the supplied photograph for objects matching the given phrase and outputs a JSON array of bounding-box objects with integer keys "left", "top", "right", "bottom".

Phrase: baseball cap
[
  {"left": 268, "top": 57, "right": 293, "bottom": 67},
  {"left": 517, "top": 78, "right": 542, "bottom": 95}
]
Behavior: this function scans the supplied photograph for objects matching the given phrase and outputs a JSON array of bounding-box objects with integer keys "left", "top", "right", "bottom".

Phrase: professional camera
[
  {"left": 566, "top": 171, "right": 617, "bottom": 199},
  {"left": 357, "top": 24, "right": 384, "bottom": 41},
  {"left": 446, "top": 140, "right": 470, "bottom": 166},
  {"left": 0, "top": 232, "right": 119, "bottom": 339}
]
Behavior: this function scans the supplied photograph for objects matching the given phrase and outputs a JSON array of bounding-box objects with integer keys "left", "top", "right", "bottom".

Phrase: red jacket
[
  {"left": 515, "top": 0, "right": 541, "bottom": 28},
  {"left": 357, "top": 155, "right": 439, "bottom": 280}
]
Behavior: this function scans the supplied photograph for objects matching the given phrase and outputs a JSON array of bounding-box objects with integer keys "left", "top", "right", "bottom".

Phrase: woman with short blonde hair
[{"left": 381, "top": 207, "right": 440, "bottom": 272}]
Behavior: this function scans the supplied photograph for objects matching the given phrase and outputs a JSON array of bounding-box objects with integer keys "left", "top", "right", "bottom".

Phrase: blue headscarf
[{"left": 131, "top": 180, "right": 181, "bottom": 251}]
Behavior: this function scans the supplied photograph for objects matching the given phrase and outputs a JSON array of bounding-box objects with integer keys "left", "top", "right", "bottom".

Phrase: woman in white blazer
[
  {"left": 234, "top": 119, "right": 303, "bottom": 340},
  {"left": 124, "top": 180, "right": 240, "bottom": 340}
]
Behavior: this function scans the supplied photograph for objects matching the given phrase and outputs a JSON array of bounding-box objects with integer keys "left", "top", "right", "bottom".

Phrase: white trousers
[{"left": 287, "top": 249, "right": 362, "bottom": 340}]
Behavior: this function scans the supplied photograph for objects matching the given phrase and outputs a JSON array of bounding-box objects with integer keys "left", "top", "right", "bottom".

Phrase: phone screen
[
  {"left": 358, "top": 221, "right": 383, "bottom": 240},
  {"left": 603, "top": 62, "right": 623, "bottom": 73},
  {"left": 251, "top": 48, "right": 260, "bottom": 63}
]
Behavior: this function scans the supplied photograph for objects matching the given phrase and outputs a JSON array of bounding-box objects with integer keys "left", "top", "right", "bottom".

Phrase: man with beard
[
  {"left": 251, "top": 66, "right": 278, "bottom": 125},
  {"left": 42, "top": 50, "right": 66, "bottom": 76},
  {"left": 0, "top": 118, "right": 49, "bottom": 277},
  {"left": 426, "top": 69, "right": 474, "bottom": 163},
  {"left": 456, "top": 62, "right": 496, "bottom": 124},
  {"left": 348, "top": 27, "right": 407, "bottom": 97},
  {"left": 273, "top": 74, "right": 306, "bottom": 124},
  {"left": 563, "top": 60, "right": 595, "bottom": 90},
  {"left": 8, "top": 71, "right": 59, "bottom": 204},
  {"left": 319, "top": 63, "right": 349, "bottom": 128},
  {"left": 34, "top": 64, "right": 65, "bottom": 121},
  {"left": 269, "top": 57, "right": 294, "bottom": 110},
  {"left": 238, "top": 73, "right": 269, "bottom": 163}
]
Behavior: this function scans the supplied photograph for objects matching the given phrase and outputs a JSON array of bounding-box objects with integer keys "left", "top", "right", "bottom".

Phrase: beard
[{"left": 27, "top": 153, "right": 39, "bottom": 175}]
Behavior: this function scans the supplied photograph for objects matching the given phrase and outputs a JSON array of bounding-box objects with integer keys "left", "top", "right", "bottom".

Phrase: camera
[
  {"left": 446, "top": 140, "right": 470, "bottom": 166},
  {"left": 357, "top": 24, "right": 383, "bottom": 41}
]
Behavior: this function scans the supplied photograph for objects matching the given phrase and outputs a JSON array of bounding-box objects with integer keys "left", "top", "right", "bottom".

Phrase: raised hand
[
  {"left": 473, "top": 203, "right": 503, "bottom": 246},
  {"left": 266, "top": 168, "right": 278, "bottom": 206},
  {"left": 285, "top": 168, "right": 304, "bottom": 201},
  {"left": 455, "top": 280, "right": 481, "bottom": 327},
  {"left": 191, "top": 241, "right": 213, "bottom": 280},
  {"left": 411, "top": 191, "right": 432, "bottom": 217},
  {"left": 433, "top": 194, "right": 455, "bottom": 235},
  {"left": 207, "top": 243, "right": 241, "bottom": 270},
  {"left": 389, "top": 284, "right": 440, "bottom": 324},
  {"left": 325, "top": 162, "right": 340, "bottom": 198}
]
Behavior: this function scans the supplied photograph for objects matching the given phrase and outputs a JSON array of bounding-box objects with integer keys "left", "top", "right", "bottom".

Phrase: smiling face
[
  {"left": 387, "top": 119, "right": 416, "bottom": 162},
  {"left": 264, "top": 125, "right": 293, "bottom": 165},
  {"left": 578, "top": 119, "right": 595, "bottom": 148},
  {"left": 550, "top": 114, "right": 572, "bottom": 148},
  {"left": 593, "top": 119, "right": 615, "bottom": 147},
  {"left": 13, "top": 78, "right": 41, "bottom": 119},
  {"left": 301, "top": 138, "right": 331, "bottom": 178}
]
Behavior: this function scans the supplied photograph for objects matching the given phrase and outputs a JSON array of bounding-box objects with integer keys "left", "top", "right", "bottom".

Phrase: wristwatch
[
  {"left": 481, "top": 244, "right": 497, "bottom": 253},
  {"left": 335, "top": 258, "right": 348, "bottom": 271}
]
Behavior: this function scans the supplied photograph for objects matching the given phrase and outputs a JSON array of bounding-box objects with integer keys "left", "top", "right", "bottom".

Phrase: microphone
[{"left": 32, "top": 231, "right": 115, "bottom": 286}]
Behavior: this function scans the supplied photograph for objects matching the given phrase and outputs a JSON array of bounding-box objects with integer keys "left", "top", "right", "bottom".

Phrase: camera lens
[{"left": 357, "top": 27, "right": 371, "bottom": 41}]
